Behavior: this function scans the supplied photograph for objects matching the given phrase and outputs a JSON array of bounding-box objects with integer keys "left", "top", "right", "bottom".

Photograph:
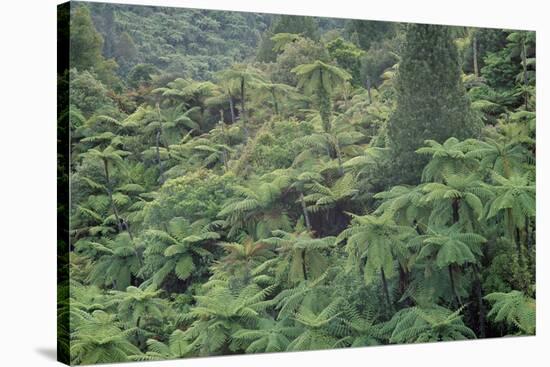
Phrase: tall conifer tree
[{"left": 387, "top": 24, "right": 481, "bottom": 185}]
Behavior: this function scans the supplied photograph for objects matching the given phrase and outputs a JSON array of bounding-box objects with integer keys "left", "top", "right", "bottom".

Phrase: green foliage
[
  {"left": 416, "top": 138, "right": 479, "bottom": 182},
  {"left": 70, "top": 6, "right": 106, "bottom": 72},
  {"left": 69, "top": 69, "right": 116, "bottom": 117},
  {"left": 411, "top": 225, "right": 485, "bottom": 269},
  {"left": 76, "top": 233, "right": 142, "bottom": 290},
  {"left": 215, "top": 237, "right": 275, "bottom": 282},
  {"left": 257, "top": 15, "right": 320, "bottom": 62},
  {"left": 182, "top": 282, "right": 275, "bottom": 355},
  {"left": 249, "top": 120, "right": 314, "bottom": 173},
  {"left": 232, "top": 318, "right": 300, "bottom": 353},
  {"left": 70, "top": 5, "right": 120, "bottom": 87},
  {"left": 486, "top": 172, "right": 535, "bottom": 229},
  {"left": 345, "top": 19, "right": 395, "bottom": 51},
  {"left": 271, "top": 37, "right": 330, "bottom": 86},
  {"left": 114, "top": 32, "right": 139, "bottom": 74},
  {"left": 485, "top": 290, "right": 535, "bottom": 334},
  {"left": 132, "top": 330, "right": 192, "bottom": 361},
  {"left": 293, "top": 60, "right": 351, "bottom": 132},
  {"left": 108, "top": 285, "right": 167, "bottom": 327},
  {"left": 142, "top": 217, "right": 217, "bottom": 288},
  {"left": 127, "top": 63, "right": 158, "bottom": 88},
  {"left": 387, "top": 24, "right": 481, "bottom": 185},
  {"left": 144, "top": 169, "right": 236, "bottom": 226},
  {"left": 421, "top": 173, "right": 492, "bottom": 230},
  {"left": 327, "top": 37, "right": 364, "bottom": 85},
  {"left": 65, "top": 5, "right": 535, "bottom": 364},
  {"left": 338, "top": 214, "right": 415, "bottom": 285},
  {"left": 286, "top": 298, "right": 344, "bottom": 351},
  {"left": 266, "top": 230, "right": 335, "bottom": 283},
  {"left": 218, "top": 174, "right": 292, "bottom": 239},
  {"left": 71, "top": 310, "right": 142, "bottom": 364},
  {"left": 382, "top": 306, "right": 475, "bottom": 343}
]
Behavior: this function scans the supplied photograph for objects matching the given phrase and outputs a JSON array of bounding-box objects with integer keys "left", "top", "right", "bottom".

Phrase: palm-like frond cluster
[{"left": 64, "top": 5, "right": 536, "bottom": 364}]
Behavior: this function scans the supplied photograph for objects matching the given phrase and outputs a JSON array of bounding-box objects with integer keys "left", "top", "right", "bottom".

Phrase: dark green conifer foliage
[
  {"left": 70, "top": 6, "right": 104, "bottom": 71},
  {"left": 387, "top": 24, "right": 481, "bottom": 185},
  {"left": 257, "top": 15, "right": 319, "bottom": 62},
  {"left": 345, "top": 20, "right": 395, "bottom": 51}
]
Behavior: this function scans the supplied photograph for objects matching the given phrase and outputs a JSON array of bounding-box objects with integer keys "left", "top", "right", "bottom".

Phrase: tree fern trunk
[
  {"left": 366, "top": 77, "right": 372, "bottom": 104},
  {"left": 473, "top": 265, "right": 486, "bottom": 337},
  {"left": 271, "top": 89, "right": 279, "bottom": 116},
  {"left": 503, "top": 157, "right": 512, "bottom": 178},
  {"left": 473, "top": 34, "right": 479, "bottom": 77},
  {"left": 302, "top": 250, "right": 308, "bottom": 281},
  {"left": 241, "top": 78, "right": 246, "bottom": 122},
  {"left": 525, "top": 219, "right": 534, "bottom": 272},
  {"left": 334, "top": 137, "right": 344, "bottom": 177},
  {"left": 156, "top": 130, "right": 165, "bottom": 184},
  {"left": 448, "top": 264, "right": 462, "bottom": 306},
  {"left": 506, "top": 207, "right": 524, "bottom": 269},
  {"left": 222, "top": 149, "right": 229, "bottom": 172},
  {"left": 300, "top": 193, "right": 312, "bottom": 232},
  {"left": 398, "top": 264, "right": 410, "bottom": 305},
  {"left": 241, "top": 78, "right": 249, "bottom": 141},
  {"left": 452, "top": 198, "right": 460, "bottom": 223},
  {"left": 317, "top": 74, "right": 332, "bottom": 133},
  {"left": 380, "top": 267, "right": 392, "bottom": 311},
  {"left": 103, "top": 159, "right": 123, "bottom": 232},
  {"left": 229, "top": 95, "right": 236, "bottom": 124}
]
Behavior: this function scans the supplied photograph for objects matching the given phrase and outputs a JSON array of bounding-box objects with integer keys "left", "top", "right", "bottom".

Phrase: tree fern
[{"left": 485, "top": 290, "right": 535, "bottom": 335}]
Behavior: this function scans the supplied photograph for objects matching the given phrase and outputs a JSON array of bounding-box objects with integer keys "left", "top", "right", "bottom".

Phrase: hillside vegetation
[{"left": 59, "top": 3, "right": 536, "bottom": 364}]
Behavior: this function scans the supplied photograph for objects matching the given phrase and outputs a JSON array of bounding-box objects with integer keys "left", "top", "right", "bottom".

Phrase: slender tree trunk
[
  {"left": 448, "top": 264, "right": 462, "bottom": 306},
  {"left": 229, "top": 95, "right": 236, "bottom": 124},
  {"left": 318, "top": 75, "right": 332, "bottom": 133},
  {"left": 366, "top": 77, "right": 372, "bottom": 104},
  {"left": 241, "top": 78, "right": 249, "bottom": 141},
  {"left": 241, "top": 78, "right": 246, "bottom": 122},
  {"left": 413, "top": 219, "right": 423, "bottom": 235},
  {"left": 473, "top": 265, "right": 486, "bottom": 337},
  {"left": 300, "top": 193, "right": 312, "bottom": 232},
  {"left": 334, "top": 137, "right": 344, "bottom": 177},
  {"left": 126, "top": 225, "right": 143, "bottom": 268},
  {"left": 508, "top": 209, "right": 524, "bottom": 267},
  {"left": 449, "top": 197, "right": 463, "bottom": 306},
  {"left": 380, "top": 267, "right": 393, "bottom": 311},
  {"left": 155, "top": 103, "right": 167, "bottom": 183},
  {"left": 271, "top": 90, "right": 279, "bottom": 116},
  {"left": 515, "top": 227, "right": 525, "bottom": 269},
  {"left": 302, "top": 250, "right": 308, "bottom": 281},
  {"left": 103, "top": 159, "right": 123, "bottom": 232},
  {"left": 503, "top": 158, "right": 512, "bottom": 178},
  {"left": 222, "top": 150, "right": 229, "bottom": 172},
  {"left": 525, "top": 218, "right": 534, "bottom": 271},
  {"left": 452, "top": 199, "right": 460, "bottom": 223},
  {"left": 156, "top": 130, "right": 165, "bottom": 184},
  {"left": 398, "top": 264, "right": 410, "bottom": 305},
  {"left": 219, "top": 110, "right": 229, "bottom": 172},
  {"left": 243, "top": 262, "right": 251, "bottom": 284},
  {"left": 473, "top": 34, "right": 479, "bottom": 78}
]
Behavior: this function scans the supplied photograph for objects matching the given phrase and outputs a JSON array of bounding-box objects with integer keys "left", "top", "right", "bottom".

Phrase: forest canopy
[{"left": 58, "top": 2, "right": 536, "bottom": 365}]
